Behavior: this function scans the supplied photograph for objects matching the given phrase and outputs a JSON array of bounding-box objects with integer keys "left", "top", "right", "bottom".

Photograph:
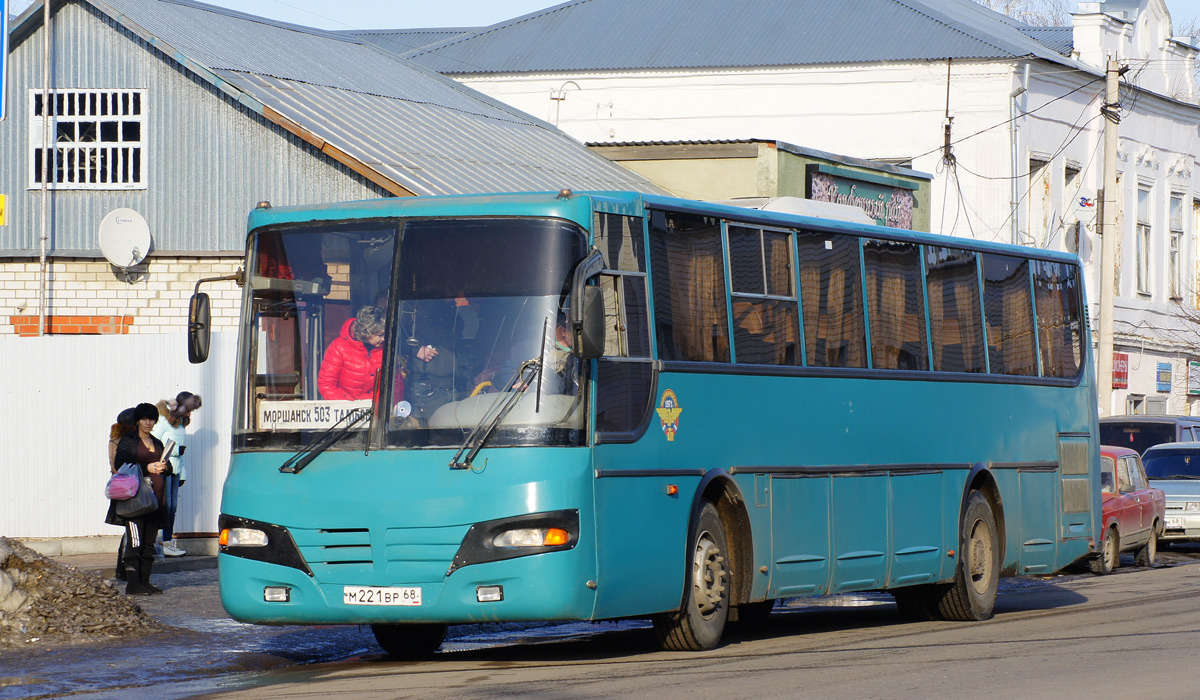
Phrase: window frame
[
  {"left": 28, "top": 88, "right": 147, "bottom": 191},
  {"left": 726, "top": 223, "right": 801, "bottom": 366},
  {"left": 1169, "top": 194, "right": 1183, "bottom": 300},
  {"left": 644, "top": 206, "right": 1084, "bottom": 385},
  {"left": 1136, "top": 185, "right": 1152, "bottom": 296}
]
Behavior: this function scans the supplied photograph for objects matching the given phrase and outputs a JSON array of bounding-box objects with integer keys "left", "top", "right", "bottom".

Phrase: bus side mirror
[
  {"left": 569, "top": 249, "right": 607, "bottom": 360},
  {"left": 576, "top": 285, "right": 605, "bottom": 360},
  {"left": 188, "top": 292, "right": 212, "bottom": 364}
]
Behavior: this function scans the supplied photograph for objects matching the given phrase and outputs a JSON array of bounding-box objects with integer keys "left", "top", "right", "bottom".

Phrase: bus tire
[
  {"left": 937, "top": 490, "right": 999, "bottom": 621},
  {"left": 1134, "top": 522, "right": 1158, "bottom": 568},
  {"left": 653, "top": 501, "right": 730, "bottom": 651},
  {"left": 371, "top": 623, "right": 447, "bottom": 659},
  {"left": 1090, "top": 525, "right": 1117, "bottom": 576}
]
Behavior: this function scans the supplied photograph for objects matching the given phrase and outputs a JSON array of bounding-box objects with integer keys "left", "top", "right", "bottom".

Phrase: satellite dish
[{"left": 98, "top": 208, "right": 151, "bottom": 269}]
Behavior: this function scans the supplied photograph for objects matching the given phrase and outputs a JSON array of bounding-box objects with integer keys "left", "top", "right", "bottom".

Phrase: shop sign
[
  {"left": 1156, "top": 362, "right": 1172, "bottom": 393},
  {"left": 806, "top": 164, "right": 917, "bottom": 229},
  {"left": 1112, "top": 353, "right": 1129, "bottom": 389},
  {"left": 1189, "top": 361, "right": 1200, "bottom": 396}
]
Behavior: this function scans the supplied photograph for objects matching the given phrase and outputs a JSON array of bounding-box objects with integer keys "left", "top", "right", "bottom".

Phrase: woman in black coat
[{"left": 107, "top": 402, "right": 171, "bottom": 595}]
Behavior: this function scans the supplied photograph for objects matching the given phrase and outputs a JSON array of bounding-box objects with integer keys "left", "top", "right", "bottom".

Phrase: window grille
[{"left": 29, "top": 89, "right": 146, "bottom": 190}]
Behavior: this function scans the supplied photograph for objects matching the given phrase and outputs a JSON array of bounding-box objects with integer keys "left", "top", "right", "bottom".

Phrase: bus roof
[{"left": 246, "top": 190, "right": 1082, "bottom": 266}]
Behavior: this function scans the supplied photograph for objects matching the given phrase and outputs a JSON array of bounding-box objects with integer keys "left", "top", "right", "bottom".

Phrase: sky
[{"left": 5, "top": 0, "right": 1200, "bottom": 31}]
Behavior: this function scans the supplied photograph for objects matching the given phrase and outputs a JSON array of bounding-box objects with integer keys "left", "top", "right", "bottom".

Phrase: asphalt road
[
  {"left": 4, "top": 549, "right": 1198, "bottom": 699},
  {"left": 191, "top": 550, "right": 1200, "bottom": 700}
]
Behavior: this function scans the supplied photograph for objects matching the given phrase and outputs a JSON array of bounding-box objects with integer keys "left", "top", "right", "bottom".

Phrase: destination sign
[{"left": 258, "top": 400, "right": 371, "bottom": 431}]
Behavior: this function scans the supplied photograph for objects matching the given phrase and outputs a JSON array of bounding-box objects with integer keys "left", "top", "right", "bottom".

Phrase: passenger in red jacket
[{"left": 318, "top": 306, "right": 388, "bottom": 400}]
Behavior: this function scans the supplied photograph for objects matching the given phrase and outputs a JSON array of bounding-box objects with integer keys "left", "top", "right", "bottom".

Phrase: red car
[{"left": 1092, "top": 446, "right": 1166, "bottom": 575}]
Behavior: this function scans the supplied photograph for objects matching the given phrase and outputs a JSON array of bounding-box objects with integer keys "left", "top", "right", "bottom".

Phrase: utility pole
[{"left": 1097, "top": 59, "right": 1124, "bottom": 417}]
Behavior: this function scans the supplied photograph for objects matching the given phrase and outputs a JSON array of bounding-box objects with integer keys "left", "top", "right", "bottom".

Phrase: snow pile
[{"left": 0, "top": 537, "right": 159, "bottom": 647}]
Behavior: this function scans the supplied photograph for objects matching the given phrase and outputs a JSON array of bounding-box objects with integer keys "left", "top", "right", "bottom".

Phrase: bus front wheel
[
  {"left": 653, "top": 501, "right": 730, "bottom": 651},
  {"left": 371, "top": 622, "right": 448, "bottom": 659},
  {"left": 938, "top": 490, "right": 999, "bottom": 621}
]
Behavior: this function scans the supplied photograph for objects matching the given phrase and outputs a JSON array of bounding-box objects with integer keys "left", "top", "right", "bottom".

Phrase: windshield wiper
[
  {"left": 279, "top": 408, "right": 371, "bottom": 474},
  {"left": 449, "top": 357, "right": 543, "bottom": 470},
  {"left": 1152, "top": 474, "right": 1200, "bottom": 480}
]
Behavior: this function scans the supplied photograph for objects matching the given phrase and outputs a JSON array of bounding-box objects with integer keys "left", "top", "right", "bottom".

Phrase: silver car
[{"left": 1142, "top": 441, "right": 1200, "bottom": 543}]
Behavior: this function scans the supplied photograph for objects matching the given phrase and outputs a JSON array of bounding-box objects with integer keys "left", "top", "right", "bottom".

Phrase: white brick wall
[{"left": 0, "top": 257, "right": 243, "bottom": 335}]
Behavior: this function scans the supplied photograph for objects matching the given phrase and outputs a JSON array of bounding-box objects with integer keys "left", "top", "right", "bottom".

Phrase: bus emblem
[{"left": 656, "top": 389, "right": 682, "bottom": 441}]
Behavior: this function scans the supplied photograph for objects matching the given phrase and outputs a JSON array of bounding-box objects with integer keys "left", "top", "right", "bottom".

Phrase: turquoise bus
[{"left": 189, "top": 190, "right": 1099, "bottom": 655}]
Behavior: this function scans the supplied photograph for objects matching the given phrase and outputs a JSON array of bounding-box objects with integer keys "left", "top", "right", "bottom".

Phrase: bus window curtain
[
  {"left": 801, "top": 265, "right": 821, "bottom": 365},
  {"left": 866, "top": 270, "right": 903, "bottom": 369},
  {"left": 667, "top": 234, "right": 729, "bottom": 362}
]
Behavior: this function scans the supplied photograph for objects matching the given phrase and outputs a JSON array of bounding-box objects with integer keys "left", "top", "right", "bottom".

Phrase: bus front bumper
[{"left": 217, "top": 543, "right": 598, "bottom": 625}]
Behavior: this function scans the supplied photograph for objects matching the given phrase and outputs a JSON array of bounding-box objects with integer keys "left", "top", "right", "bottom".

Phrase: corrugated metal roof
[
  {"left": 14, "top": 0, "right": 663, "bottom": 196},
  {"left": 1020, "top": 27, "right": 1074, "bottom": 57},
  {"left": 342, "top": 28, "right": 479, "bottom": 55},
  {"left": 222, "top": 72, "right": 671, "bottom": 195},
  {"left": 404, "top": 0, "right": 1087, "bottom": 74}
]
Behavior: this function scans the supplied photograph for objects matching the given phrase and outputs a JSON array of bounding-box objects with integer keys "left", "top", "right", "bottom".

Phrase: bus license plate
[
  {"left": 343, "top": 586, "right": 422, "bottom": 606},
  {"left": 1166, "top": 517, "right": 1183, "bottom": 530}
]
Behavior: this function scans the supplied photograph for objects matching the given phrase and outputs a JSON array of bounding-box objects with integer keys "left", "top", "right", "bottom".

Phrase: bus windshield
[{"left": 238, "top": 216, "right": 589, "bottom": 451}]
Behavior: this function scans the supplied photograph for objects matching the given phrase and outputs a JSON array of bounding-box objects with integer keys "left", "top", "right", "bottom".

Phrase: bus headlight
[
  {"left": 493, "top": 528, "right": 570, "bottom": 548},
  {"left": 447, "top": 509, "right": 579, "bottom": 576},
  {"left": 217, "top": 514, "right": 313, "bottom": 576},
  {"left": 1186, "top": 502, "right": 1200, "bottom": 512},
  {"left": 221, "top": 527, "right": 269, "bottom": 547}
]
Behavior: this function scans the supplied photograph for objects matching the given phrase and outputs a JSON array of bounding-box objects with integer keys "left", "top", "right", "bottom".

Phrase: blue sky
[{"left": 7, "top": 1, "right": 1200, "bottom": 31}]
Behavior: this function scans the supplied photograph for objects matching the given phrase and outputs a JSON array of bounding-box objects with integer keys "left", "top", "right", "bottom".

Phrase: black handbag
[{"left": 115, "top": 465, "right": 159, "bottom": 519}]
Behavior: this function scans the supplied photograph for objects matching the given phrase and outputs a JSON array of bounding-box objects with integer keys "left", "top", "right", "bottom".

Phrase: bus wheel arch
[
  {"left": 939, "top": 488, "right": 1001, "bottom": 621},
  {"left": 654, "top": 471, "right": 752, "bottom": 650},
  {"left": 962, "top": 464, "right": 1007, "bottom": 566},
  {"left": 653, "top": 499, "right": 731, "bottom": 650},
  {"left": 702, "top": 474, "right": 755, "bottom": 612}
]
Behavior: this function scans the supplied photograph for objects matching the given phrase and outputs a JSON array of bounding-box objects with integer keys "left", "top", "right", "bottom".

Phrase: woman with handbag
[
  {"left": 106, "top": 402, "right": 171, "bottom": 596},
  {"left": 107, "top": 406, "right": 137, "bottom": 581}
]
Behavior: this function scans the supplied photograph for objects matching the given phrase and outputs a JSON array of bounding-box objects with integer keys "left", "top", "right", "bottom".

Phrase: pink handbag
[{"left": 105, "top": 464, "right": 141, "bottom": 500}]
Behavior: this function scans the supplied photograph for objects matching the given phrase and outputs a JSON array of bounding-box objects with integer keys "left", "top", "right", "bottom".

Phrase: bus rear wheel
[
  {"left": 371, "top": 622, "right": 448, "bottom": 659},
  {"left": 653, "top": 501, "right": 730, "bottom": 651},
  {"left": 937, "top": 490, "right": 999, "bottom": 621}
]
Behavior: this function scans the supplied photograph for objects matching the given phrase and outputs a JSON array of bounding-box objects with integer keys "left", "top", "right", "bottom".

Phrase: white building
[{"left": 404, "top": 0, "right": 1200, "bottom": 415}]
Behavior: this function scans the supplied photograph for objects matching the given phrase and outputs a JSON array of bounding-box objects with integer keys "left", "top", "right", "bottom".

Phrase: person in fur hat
[
  {"left": 108, "top": 406, "right": 137, "bottom": 581},
  {"left": 152, "top": 391, "right": 201, "bottom": 557},
  {"left": 108, "top": 402, "right": 171, "bottom": 595},
  {"left": 317, "top": 306, "right": 387, "bottom": 401}
]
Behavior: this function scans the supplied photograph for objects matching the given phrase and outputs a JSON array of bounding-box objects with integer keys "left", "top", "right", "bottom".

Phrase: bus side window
[
  {"left": 728, "top": 225, "right": 800, "bottom": 365},
  {"left": 863, "top": 238, "right": 927, "bottom": 371},
  {"left": 594, "top": 212, "right": 645, "bottom": 273},
  {"left": 1032, "top": 260, "right": 1083, "bottom": 378},
  {"left": 648, "top": 211, "right": 730, "bottom": 363},
  {"left": 595, "top": 213, "right": 655, "bottom": 437},
  {"left": 982, "top": 253, "right": 1037, "bottom": 376},
  {"left": 796, "top": 230, "right": 866, "bottom": 368},
  {"left": 925, "top": 246, "right": 985, "bottom": 373}
]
